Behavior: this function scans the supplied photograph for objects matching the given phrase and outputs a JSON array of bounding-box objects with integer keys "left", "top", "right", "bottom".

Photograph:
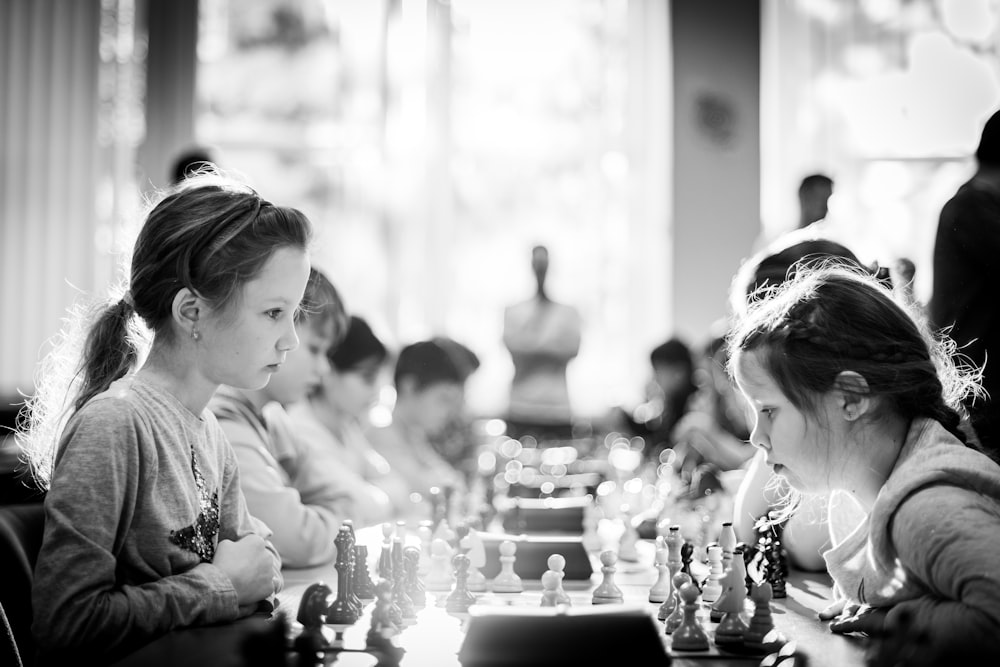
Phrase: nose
[
  {"left": 748, "top": 417, "right": 770, "bottom": 452},
  {"left": 278, "top": 319, "right": 299, "bottom": 353}
]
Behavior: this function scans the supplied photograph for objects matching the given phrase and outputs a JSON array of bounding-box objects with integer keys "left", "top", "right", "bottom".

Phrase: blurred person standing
[
  {"left": 502, "top": 245, "right": 582, "bottom": 441},
  {"left": 930, "top": 108, "right": 1000, "bottom": 458}
]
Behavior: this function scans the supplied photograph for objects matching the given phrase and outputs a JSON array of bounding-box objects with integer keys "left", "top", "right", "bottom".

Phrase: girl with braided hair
[
  {"left": 729, "top": 263, "right": 1000, "bottom": 661},
  {"left": 18, "top": 172, "right": 311, "bottom": 664}
]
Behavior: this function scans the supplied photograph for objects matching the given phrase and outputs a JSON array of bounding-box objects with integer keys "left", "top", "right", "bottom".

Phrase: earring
[{"left": 191, "top": 328, "right": 200, "bottom": 341}]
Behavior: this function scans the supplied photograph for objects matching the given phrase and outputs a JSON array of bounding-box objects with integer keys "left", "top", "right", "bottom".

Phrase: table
[{"left": 112, "top": 528, "right": 868, "bottom": 667}]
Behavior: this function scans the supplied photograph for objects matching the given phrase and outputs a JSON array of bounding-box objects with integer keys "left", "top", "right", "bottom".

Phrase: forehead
[
  {"left": 733, "top": 349, "right": 779, "bottom": 398},
  {"left": 240, "top": 247, "right": 309, "bottom": 303}
]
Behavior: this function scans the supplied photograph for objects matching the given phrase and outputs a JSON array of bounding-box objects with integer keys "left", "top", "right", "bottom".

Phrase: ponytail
[{"left": 73, "top": 297, "right": 140, "bottom": 411}]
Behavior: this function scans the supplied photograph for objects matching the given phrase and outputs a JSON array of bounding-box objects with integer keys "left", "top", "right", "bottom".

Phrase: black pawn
[
  {"left": 446, "top": 552, "right": 477, "bottom": 613},
  {"left": 354, "top": 544, "right": 376, "bottom": 600},
  {"left": 680, "top": 542, "right": 697, "bottom": 589}
]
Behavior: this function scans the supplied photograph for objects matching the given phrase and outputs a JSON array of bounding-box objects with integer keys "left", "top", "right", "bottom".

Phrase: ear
[
  {"left": 833, "top": 371, "right": 870, "bottom": 422},
  {"left": 171, "top": 287, "right": 204, "bottom": 338}
]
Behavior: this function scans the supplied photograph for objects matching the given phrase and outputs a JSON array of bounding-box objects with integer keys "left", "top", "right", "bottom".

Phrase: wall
[{"left": 671, "top": 0, "right": 761, "bottom": 345}]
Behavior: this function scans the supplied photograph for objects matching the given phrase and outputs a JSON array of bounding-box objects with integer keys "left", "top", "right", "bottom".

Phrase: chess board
[{"left": 274, "top": 537, "right": 836, "bottom": 667}]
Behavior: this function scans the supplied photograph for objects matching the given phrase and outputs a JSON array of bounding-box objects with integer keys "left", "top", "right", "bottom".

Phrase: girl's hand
[
  {"left": 817, "top": 597, "right": 848, "bottom": 620},
  {"left": 213, "top": 535, "right": 275, "bottom": 606},
  {"left": 828, "top": 604, "right": 889, "bottom": 637}
]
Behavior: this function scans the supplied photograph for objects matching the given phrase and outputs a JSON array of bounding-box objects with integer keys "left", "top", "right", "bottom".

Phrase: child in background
[
  {"left": 288, "top": 315, "right": 410, "bottom": 522},
  {"left": 366, "top": 340, "right": 466, "bottom": 501},
  {"left": 729, "top": 264, "right": 1000, "bottom": 661},
  {"left": 208, "top": 268, "right": 354, "bottom": 569},
  {"left": 19, "top": 175, "right": 298, "bottom": 664},
  {"left": 428, "top": 335, "right": 482, "bottom": 481}
]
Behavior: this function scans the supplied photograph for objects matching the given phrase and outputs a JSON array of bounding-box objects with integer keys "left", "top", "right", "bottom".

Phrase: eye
[
  {"left": 265, "top": 308, "right": 283, "bottom": 320},
  {"left": 760, "top": 407, "right": 775, "bottom": 420}
]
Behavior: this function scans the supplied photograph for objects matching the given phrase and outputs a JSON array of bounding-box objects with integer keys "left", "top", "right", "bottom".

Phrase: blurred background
[{"left": 2, "top": 0, "right": 999, "bottom": 430}]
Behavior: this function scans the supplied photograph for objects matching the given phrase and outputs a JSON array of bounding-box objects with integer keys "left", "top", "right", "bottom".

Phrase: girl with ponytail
[
  {"left": 728, "top": 263, "right": 1000, "bottom": 662},
  {"left": 18, "top": 172, "right": 312, "bottom": 664}
]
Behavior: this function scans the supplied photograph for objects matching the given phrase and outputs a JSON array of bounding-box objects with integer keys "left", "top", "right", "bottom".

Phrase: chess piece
[
  {"left": 680, "top": 541, "right": 696, "bottom": 587},
  {"left": 391, "top": 537, "right": 416, "bottom": 621},
  {"left": 327, "top": 528, "right": 360, "bottom": 624},
  {"left": 657, "top": 532, "right": 684, "bottom": 620},
  {"left": 546, "top": 554, "right": 571, "bottom": 605},
  {"left": 463, "top": 532, "right": 488, "bottom": 592},
  {"left": 354, "top": 544, "right": 376, "bottom": 600},
  {"left": 591, "top": 550, "right": 624, "bottom": 604},
  {"left": 404, "top": 545, "right": 427, "bottom": 609},
  {"left": 648, "top": 543, "right": 671, "bottom": 603},
  {"left": 670, "top": 582, "right": 710, "bottom": 651},
  {"left": 341, "top": 521, "right": 363, "bottom": 614},
  {"left": 426, "top": 538, "right": 454, "bottom": 592},
  {"left": 379, "top": 522, "right": 395, "bottom": 580},
  {"left": 540, "top": 570, "right": 562, "bottom": 607},
  {"left": 744, "top": 581, "right": 781, "bottom": 650},
  {"left": 701, "top": 544, "right": 725, "bottom": 604},
  {"left": 712, "top": 545, "right": 748, "bottom": 624},
  {"left": 296, "top": 581, "right": 332, "bottom": 628},
  {"left": 618, "top": 504, "right": 640, "bottom": 562},
  {"left": 454, "top": 522, "right": 471, "bottom": 555},
  {"left": 764, "top": 511, "right": 789, "bottom": 599},
  {"left": 417, "top": 520, "right": 434, "bottom": 577},
  {"left": 492, "top": 540, "right": 524, "bottom": 593},
  {"left": 663, "top": 571, "right": 691, "bottom": 633},
  {"left": 446, "top": 552, "right": 477, "bottom": 613},
  {"left": 719, "top": 521, "right": 737, "bottom": 572},
  {"left": 366, "top": 579, "right": 400, "bottom": 648},
  {"left": 665, "top": 524, "right": 683, "bottom": 575}
]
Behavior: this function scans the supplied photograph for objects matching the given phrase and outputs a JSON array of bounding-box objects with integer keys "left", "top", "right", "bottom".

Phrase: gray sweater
[
  {"left": 31, "top": 376, "right": 282, "bottom": 664},
  {"left": 823, "top": 418, "right": 1000, "bottom": 658}
]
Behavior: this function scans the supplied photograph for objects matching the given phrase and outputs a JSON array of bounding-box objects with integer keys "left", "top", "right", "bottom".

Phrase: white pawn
[
  {"left": 701, "top": 544, "right": 725, "bottom": 604},
  {"left": 591, "top": 550, "right": 624, "bottom": 604},
  {"left": 546, "top": 554, "right": 571, "bottom": 605},
  {"left": 461, "top": 533, "right": 487, "bottom": 592},
  {"left": 540, "top": 570, "right": 562, "bottom": 607},
  {"left": 417, "top": 522, "right": 434, "bottom": 577},
  {"left": 425, "top": 538, "right": 454, "bottom": 592},
  {"left": 492, "top": 540, "right": 523, "bottom": 593},
  {"left": 648, "top": 543, "right": 671, "bottom": 603}
]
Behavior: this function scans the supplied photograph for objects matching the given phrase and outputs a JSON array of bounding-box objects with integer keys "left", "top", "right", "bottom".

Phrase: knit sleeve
[
  {"left": 887, "top": 484, "right": 1000, "bottom": 661},
  {"left": 31, "top": 400, "right": 241, "bottom": 664},
  {"left": 218, "top": 412, "right": 340, "bottom": 569}
]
